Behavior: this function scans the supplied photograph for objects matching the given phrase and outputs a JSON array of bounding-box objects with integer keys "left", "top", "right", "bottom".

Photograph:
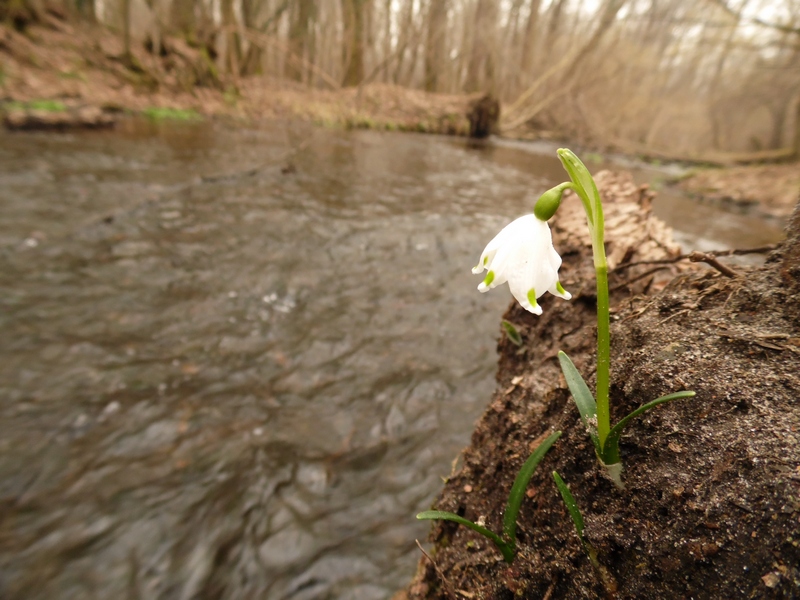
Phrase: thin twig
[
  {"left": 415, "top": 540, "right": 458, "bottom": 600},
  {"left": 542, "top": 578, "right": 557, "bottom": 600},
  {"left": 688, "top": 251, "right": 740, "bottom": 277},
  {"left": 612, "top": 244, "right": 777, "bottom": 274},
  {"left": 657, "top": 308, "right": 690, "bottom": 326},
  {"left": 710, "top": 244, "right": 778, "bottom": 256}
]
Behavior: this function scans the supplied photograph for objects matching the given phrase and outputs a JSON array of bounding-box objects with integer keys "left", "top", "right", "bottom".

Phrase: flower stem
[
  {"left": 590, "top": 189, "right": 610, "bottom": 450},
  {"left": 595, "top": 261, "right": 610, "bottom": 449},
  {"left": 556, "top": 148, "right": 611, "bottom": 454}
]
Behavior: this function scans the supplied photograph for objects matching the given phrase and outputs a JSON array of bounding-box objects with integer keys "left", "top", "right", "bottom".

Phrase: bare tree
[
  {"left": 285, "top": 0, "right": 316, "bottom": 80},
  {"left": 341, "top": 0, "right": 365, "bottom": 86},
  {"left": 424, "top": 0, "right": 448, "bottom": 91},
  {"left": 464, "top": 0, "right": 498, "bottom": 92}
]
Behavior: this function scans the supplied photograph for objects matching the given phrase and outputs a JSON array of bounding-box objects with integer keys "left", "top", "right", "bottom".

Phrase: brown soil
[
  {"left": 677, "top": 165, "right": 800, "bottom": 220},
  {"left": 400, "top": 175, "right": 800, "bottom": 599}
]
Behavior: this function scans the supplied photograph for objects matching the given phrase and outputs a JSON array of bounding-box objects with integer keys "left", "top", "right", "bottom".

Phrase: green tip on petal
[
  {"left": 556, "top": 281, "right": 567, "bottom": 295},
  {"left": 483, "top": 270, "right": 495, "bottom": 287},
  {"left": 527, "top": 288, "right": 538, "bottom": 308},
  {"left": 483, "top": 256, "right": 488, "bottom": 265}
]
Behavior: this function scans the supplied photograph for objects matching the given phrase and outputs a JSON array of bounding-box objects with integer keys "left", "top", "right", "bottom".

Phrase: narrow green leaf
[
  {"left": 502, "top": 430, "right": 562, "bottom": 549},
  {"left": 501, "top": 320, "right": 523, "bottom": 346},
  {"left": 557, "top": 149, "right": 598, "bottom": 227},
  {"left": 552, "top": 471, "right": 585, "bottom": 539},
  {"left": 553, "top": 471, "right": 602, "bottom": 569},
  {"left": 416, "top": 510, "right": 514, "bottom": 563},
  {"left": 602, "top": 390, "right": 695, "bottom": 465},
  {"left": 557, "top": 351, "right": 600, "bottom": 452}
]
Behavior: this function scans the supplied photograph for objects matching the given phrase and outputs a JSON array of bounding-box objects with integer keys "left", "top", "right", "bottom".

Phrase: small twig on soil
[
  {"left": 612, "top": 244, "right": 777, "bottom": 274},
  {"left": 665, "top": 428, "right": 702, "bottom": 438},
  {"left": 657, "top": 308, "right": 690, "bottom": 326},
  {"left": 687, "top": 251, "right": 740, "bottom": 278},
  {"left": 701, "top": 406, "right": 739, "bottom": 421},
  {"left": 415, "top": 540, "right": 458, "bottom": 600},
  {"left": 728, "top": 499, "right": 753, "bottom": 513},
  {"left": 718, "top": 328, "right": 789, "bottom": 351},
  {"left": 709, "top": 244, "right": 778, "bottom": 256},
  {"left": 541, "top": 578, "right": 557, "bottom": 600}
]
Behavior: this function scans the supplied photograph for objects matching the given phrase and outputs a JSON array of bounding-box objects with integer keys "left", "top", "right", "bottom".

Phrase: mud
[{"left": 402, "top": 176, "right": 800, "bottom": 599}]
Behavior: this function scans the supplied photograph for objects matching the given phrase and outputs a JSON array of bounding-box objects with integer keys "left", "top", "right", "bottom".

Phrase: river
[{"left": 0, "top": 119, "right": 784, "bottom": 599}]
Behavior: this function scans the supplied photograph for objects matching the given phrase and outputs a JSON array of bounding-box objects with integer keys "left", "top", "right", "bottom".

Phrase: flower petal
[
  {"left": 549, "top": 280, "right": 572, "bottom": 300},
  {"left": 472, "top": 214, "right": 571, "bottom": 315},
  {"left": 472, "top": 219, "right": 522, "bottom": 274}
]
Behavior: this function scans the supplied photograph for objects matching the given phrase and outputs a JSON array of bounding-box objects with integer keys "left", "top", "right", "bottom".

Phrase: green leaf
[
  {"left": 557, "top": 149, "right": 598, "bottom": 227},
  {"left": 553, "top": 471, "right": 601, "bottom": 569},
  {"left": 558, "top": 351, "right": 600, "bottom": 453},
  {"left": 501, "top": 320, "right": 523, "bottom": 346},
  {"left": 602, "top": 390, "right": 695, "bottom": 465},
  {"left": 552, "top": 471, "right": 585, "bottom": 539},
  {"left": 502, "top": 430, "right": 562, "bottom": 549},
  {"left": 416, "top": 510, "right": 514, "bottom": 563}
]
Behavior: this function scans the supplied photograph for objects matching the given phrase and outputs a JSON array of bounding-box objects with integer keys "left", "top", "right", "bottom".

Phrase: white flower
[{"left": 472, "top": 214, "right": 571, "bottom": 315}]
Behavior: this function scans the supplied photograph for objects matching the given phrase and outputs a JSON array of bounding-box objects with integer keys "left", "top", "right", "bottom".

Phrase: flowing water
[{"left": 0, "top": 120, "right": 785, "bottom": 600}]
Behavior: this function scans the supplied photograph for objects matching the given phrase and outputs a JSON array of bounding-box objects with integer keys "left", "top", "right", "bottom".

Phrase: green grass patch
[
  {"left": 5, "top": 99, "right": 67, "bottom": 112},
  {"left": 141, "top": 107, "right": 202, "bottom": 121}
]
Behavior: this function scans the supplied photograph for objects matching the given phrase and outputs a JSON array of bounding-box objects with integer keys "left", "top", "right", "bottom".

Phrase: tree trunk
[
  {"left": 424, "top": 0, "right": 448, "bottom": 92},
  {"left": 219, "top": 0, "right": 241, "bottom": 77},
  {"left": 392, "top": 0, "right": 414, "bottom": 83},
  {"left": 169, "top": 0, "right": 194, "bottom": 36},
  {"left": 464, "top": 0, "right": 498, "bottom": 93},
  {"left": 285, "top": 0, "right": 316, "bottom": 81},
  {"left": 77, "top": 0, "right": 96, "bottom": 22},
  {"left": 557, "top": 0, "right": 626, "bottom": 84},
  {"left": 123, "top": 0, "right": 132, "bottom": 60},
  {"left": 520, "top": 0, "right": 542, "bottom": 75},
  {"left": 341, "top": 0, "right": 365, "bottom": 87},
  {"left": 793, "top": 92, "right": 800, "bottom": 159},
  {"left": 381, "top": 0, "right": 391, "bottom": 82}
]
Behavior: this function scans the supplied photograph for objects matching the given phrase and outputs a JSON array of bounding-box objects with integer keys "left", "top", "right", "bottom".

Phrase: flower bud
[{"left": 533, "top": 182, "right": 574, "bottom": 221}]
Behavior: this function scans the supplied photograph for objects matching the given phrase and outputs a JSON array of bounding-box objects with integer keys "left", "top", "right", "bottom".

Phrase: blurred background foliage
[{"left": 2, "top": 0, "right": 799, "bottom": 157}]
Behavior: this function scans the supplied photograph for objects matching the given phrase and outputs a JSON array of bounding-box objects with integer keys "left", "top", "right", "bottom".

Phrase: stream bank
[
  {"left": 2, "top": 16, "right": 798, "bottom": 219},
  {"left": 400, "top": 177, "right": 800, "bottom": 599}
]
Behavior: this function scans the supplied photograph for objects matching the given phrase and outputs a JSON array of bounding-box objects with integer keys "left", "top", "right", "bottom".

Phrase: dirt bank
[
  {"left": 0, "top": 17, "right": 475, "bottom": 134},
  {"left": 676, "top": 164, "right": 800, "bottom": 220},
  {"left": 400, "top": 176, "right": 800, "bottom": 599}
]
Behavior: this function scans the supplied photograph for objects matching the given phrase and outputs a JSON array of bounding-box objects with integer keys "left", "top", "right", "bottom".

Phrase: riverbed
[{"left": 0, "top": 120, "right": 785, "bottom": 599}]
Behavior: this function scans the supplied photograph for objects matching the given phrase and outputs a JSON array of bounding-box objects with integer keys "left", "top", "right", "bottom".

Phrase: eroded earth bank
[{"left": 401, "top": 174, "right": 800, "bottom": 599}]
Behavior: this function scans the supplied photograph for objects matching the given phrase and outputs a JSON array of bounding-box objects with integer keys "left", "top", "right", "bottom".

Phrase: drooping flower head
[{"left": 472, "top": 214, "right": 571, "bottom": 315}]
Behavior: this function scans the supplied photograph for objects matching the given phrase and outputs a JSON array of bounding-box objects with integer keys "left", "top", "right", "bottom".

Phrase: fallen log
[{"left": 3, "top": 105, "right": 116, "bottom": 131}]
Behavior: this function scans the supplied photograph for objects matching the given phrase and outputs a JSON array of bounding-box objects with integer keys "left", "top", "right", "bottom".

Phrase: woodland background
[{"left": 2, "top": 0, "right": 800, "bottom": 159}]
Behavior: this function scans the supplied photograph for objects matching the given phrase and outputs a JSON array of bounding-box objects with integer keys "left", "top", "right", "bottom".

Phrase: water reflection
[{"left": 0, "top": 122, "right": 784, "bottom": 599}]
